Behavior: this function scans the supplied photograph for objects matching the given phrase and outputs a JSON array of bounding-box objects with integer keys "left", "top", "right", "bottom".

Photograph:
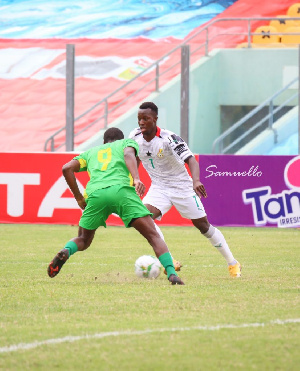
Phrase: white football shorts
[{"left": 142, "top": 185, "right": 207, "bottom": 220}]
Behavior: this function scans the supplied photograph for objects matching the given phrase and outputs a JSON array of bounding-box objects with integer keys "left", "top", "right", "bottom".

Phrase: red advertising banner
[
  {"left": 0, "top": 152, "right": 195, "bottom": 227},
  {"left": 0, "top": 153, "right": 299, "bottom": 228}
]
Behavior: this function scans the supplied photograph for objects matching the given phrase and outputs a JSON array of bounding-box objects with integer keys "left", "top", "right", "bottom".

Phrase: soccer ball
[{"left": 134, "top": 255, "right": 161, "bottom": 279}]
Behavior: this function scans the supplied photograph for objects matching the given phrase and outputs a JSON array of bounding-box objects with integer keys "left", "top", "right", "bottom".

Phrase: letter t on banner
[{"left": 0, "top": 173, "right": 40, "bottom": 217}]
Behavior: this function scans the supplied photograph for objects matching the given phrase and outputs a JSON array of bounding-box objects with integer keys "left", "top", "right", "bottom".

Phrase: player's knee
[
  {"left": 192, "top": 218, "right": 210, "bottom": 234},
  {"left": 201, "top": 223, "right": 210, "bottom": 234}
]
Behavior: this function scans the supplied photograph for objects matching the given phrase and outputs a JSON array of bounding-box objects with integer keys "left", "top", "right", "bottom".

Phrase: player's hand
[
  {"left": 193, "top": 180, "right": 207, "bottom": 198},
  {"left": 76, "top": 195, "right": 87, "bottom": 210},
  {"left": 133, "top": 179, "right": 146, "bottom": 197}
]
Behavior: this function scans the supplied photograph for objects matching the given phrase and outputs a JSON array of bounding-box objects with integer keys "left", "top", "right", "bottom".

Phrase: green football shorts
[{"left": 79, "top": 184, "right": 152, "bottom": 230}]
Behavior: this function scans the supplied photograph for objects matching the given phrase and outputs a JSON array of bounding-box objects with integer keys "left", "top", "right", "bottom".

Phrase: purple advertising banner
[{"left": 198, "top": 155, "right": 300, "bottom": 228}]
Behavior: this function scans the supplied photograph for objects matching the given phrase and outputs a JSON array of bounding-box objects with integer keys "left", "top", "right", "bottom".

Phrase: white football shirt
[{"left": 129, "top": 127, "right": 195, "bottom": 193}]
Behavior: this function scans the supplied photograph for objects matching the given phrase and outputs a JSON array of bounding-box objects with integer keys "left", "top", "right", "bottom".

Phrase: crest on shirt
[{"left": 157, "top": 149, "right": 164, "bottom": 158}]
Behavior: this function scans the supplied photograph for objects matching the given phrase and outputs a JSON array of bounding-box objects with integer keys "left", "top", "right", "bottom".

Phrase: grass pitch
[{"left": 0, "top": 224, "right": 299, "bottom": 370}]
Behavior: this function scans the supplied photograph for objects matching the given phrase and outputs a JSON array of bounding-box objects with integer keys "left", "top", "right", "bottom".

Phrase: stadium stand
[
  {"left": 252, "top": 25, "right": 280, "bottom": 44},
  {"left": 236, "top": 2, "right": 300, "bottom": 48},
  {"left": 0, "top": 0, "right": 298, "bottom": 152},
  {"left": 270, "top": 16, "right": 299, "bottom": 36},
  {"left": 281, "top": 26, "right": 300, "bottom": 44},
  {"left": 287, "top": 2, "right": 300, "bottom": 17},
  {"left": 236, "top": 106, "right": 298, "bottom": 155}
]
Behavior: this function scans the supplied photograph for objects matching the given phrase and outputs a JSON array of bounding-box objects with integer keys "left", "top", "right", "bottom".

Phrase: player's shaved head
[{"left": 103, "top": 127, "right": 124, "bottom": 143}]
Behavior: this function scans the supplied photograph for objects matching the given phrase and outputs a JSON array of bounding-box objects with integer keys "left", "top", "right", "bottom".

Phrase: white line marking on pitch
[{"left": 0, "top": 318, "right": 299, "bottom": 354}]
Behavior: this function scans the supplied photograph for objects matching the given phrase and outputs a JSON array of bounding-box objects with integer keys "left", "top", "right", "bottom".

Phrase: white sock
[
  {"left": 204, "top": 225, "right": 236, "bottom": 265},
  {"left": 154, "top": 222, "right": 165, "bottom": 241},
  {"left": 154, "top": 222, "right": 175, "bottom": 259}
]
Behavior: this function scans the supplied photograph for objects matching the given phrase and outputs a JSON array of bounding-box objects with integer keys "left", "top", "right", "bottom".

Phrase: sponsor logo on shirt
[{"left": 174, "top": 144, "right": 188, "bottom": 156}]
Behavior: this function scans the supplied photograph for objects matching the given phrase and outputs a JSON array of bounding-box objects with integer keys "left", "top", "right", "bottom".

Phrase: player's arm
[
  {"left": 123, "top": 147, "right": 145, "bottom": 197},
  {"left": 136, "top": 156, "right": 141, "bottom": 168},
  {"left": 127, "top": 130, "right": 141, "bottom": 168},
  {"left": 185, "top": 156, "right": 207, "bottom": 199},
  {"left": 62, "top": 159, "right": 87, "bottom": 210},
  {"left": 168, "top": 133, "right": 207, "bottom": 198}
]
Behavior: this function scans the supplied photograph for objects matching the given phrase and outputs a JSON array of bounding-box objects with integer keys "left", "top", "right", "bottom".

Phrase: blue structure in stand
[{"left": 0, "top": 0, "right": 237, "bottom": 39}]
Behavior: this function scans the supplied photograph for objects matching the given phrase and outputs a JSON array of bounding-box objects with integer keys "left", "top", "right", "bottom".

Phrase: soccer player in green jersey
[{"left": 47, "top": 127, "right": 184, "bottom": 285}]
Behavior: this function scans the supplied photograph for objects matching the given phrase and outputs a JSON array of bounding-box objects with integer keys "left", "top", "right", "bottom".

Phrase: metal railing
[
  {"left": 212, "top": 77, "right": 299, "bottom": 154},
  {"left": 44, "top": 17, "right": 300, "bottom": 151}
]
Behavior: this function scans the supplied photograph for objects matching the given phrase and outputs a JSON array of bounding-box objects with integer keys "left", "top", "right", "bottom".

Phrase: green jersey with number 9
[{"left": 73, "top": 139, "right": 139, "bottom": 197}]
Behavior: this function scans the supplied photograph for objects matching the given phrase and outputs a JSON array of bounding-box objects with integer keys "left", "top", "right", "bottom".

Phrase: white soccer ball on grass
[{"left": 135, "top": 255, "right": 161, "bottom": 279}]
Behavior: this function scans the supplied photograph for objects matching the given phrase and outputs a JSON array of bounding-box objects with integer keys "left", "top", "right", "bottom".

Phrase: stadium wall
[
  {"left": 78, "top": 48, "right": 298, "bottom": 155},
  {"left": 0, "top": 153, "right": 299, "bottom": 228},
  {"left": 236, "top": 106, "right": 298, "bottom": 155}
]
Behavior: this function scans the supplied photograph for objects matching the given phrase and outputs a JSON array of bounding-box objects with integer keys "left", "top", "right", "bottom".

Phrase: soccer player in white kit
[{"left": 129, "top": 102, "right": 241, "bottom": 277}]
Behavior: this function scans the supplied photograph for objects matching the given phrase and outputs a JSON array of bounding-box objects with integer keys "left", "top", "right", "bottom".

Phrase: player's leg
[
  {"left": 117, "top": 186, "right": 184, "bottom": 285},
  {"left": 47, "top": 227, "right": 96, "bottom": 278},
  {"left": 172, "top": 193, "right": 241, "bottom": 277},
  {"left": 48, "top": 189, "right": 107, "bottom": 278},
  {"left": 144, "top": 203, "right": 162, "bottom": 220},
  {"left": 192, "top": 217, "right": 241, "bottom": 277},
  {"left": 143, "top": 204, "right": 182, "bottom": 273},
  {"left": 66, "top": 226, "right": 96, "bottom": 254},
  {"left": 143, "top": 204, "right": 166, "bottom": 242},
  {"left": 143, "top": 186, "right": 182, "bottom": 272},
  {"left": 130, "top": 215, "right": 184, "bottom": 285},
  {"left": 143, "top": 203, "right": 166, "bottom": 241}
]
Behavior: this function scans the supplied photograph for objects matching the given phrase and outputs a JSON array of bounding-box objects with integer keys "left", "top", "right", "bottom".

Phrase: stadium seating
[
  {"left": 252, "top": 25, "right": 280, "bottom": 44},
  {"left": 2, "top": 0, "right": 298, "bottom": 152},
  {"left": 281, "top": 26, "right": 300, "bottom": 43},
  {"left": 287, "top": 3, "right": 300, "bottom": 17},
  {"left": 237, "top": 3, "right": 300, "bottom": 48},
  {"left": 269, "top": 16, "right": 299, "bottom": 38}
]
